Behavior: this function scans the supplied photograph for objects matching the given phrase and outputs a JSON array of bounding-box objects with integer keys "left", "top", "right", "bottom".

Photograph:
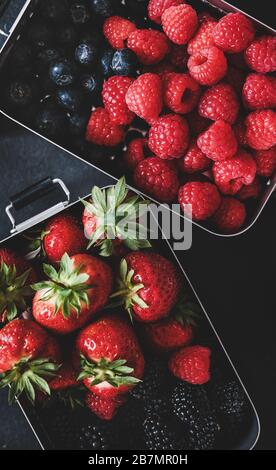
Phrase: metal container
[{"left": 0, "top": 0, "right": 275, "bottom": 236}]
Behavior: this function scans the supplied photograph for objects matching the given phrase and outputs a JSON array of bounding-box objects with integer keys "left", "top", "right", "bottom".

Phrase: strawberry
[
  {"left": 111, "top": 252, "right": 181, "bottom": 322},
  {"left": 32, "top": 253, "right": 113, "bottom": 334},
  {"left": 0, "top": 319, "right": 61, "bottom": 403},
  {"left": 49, "top": 361, "right": 78, "bottom": 391},
  {"left": 168, "top": 345, "right": 211, "bottom": 384},
  {"left": 43, "top": 214, "right": 86, "bottom": 264},
  {"left": 85, "top": 391, "right": 126, "bottom": 420},
  {"left": 76, "top": 315, "right": 144, "bottom": 399},
  {"left": 82, "top": 177, "right": 151, "bottom": 257}
]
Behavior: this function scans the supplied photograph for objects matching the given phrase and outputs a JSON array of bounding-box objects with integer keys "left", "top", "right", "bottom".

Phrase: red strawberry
[
  {"left": 198, "top": 83, "right": 240, "bottom": 125},
  {"left": 76, "top": 315, "right": 144, "bottom": 399},
  {"left": 49, "top": 361, "right": 78, "bottom": 391},
  {"left": 127, "top": 29, "right": 170, "bottom": 65},
  {"left": 213, "top": 12, "right": 255, "bottom": 53},
  {"left": 187, "top": 18, "right": 216, "bottom": 55},
  {"left": 178, "top": 140, "right": 211, "bottom": 174},
  {"left": 245, "top": 35, "right": 276, "bottom": 73},
  {"left": 178, "top": 181, "right": 221, "bottom": 221},
  {"left": 197, "top": 120, "right": 238, "bottom": 161},
  {"left": 243, "top": 73, "right": 276, "bottom": 110},
  {"left": 213, "top": 149, "right": 257, "bottom": 195},
  {"left": 148, "top": 114, "right": 190, "bottom": 159},
  {"left": 123, "top": 138, "right": 151, "bottom": 170},
  {"left": 245, "top": 110, "right": 276, "bottom": 150},
  {"left": 103, "top": 16, "right": 136, "bottom": 49},
  {"left": 168, "top": 345, "right": 211, "bottom": 384},
  {"left": 148, "top": 0, "right": 184, "bottom": 25},
  {"left": 102, "top": 76, "right": 134, "bottom": 125},
  {"left": 32, "top": 253, "right": 113, "bottom": 334},
  {"left": 111, "top": 252, "right": 181, "bottom": 322},
  {"left": 163, "top": 72, "right": 201, "bottom": 115},
  {"left": 213, "top": 197, "right": 246, "bottom": 233},
  {"left": 125, "top": 73, "right": 163, "bottom": 124},
  {"left": 162, "top": 4, "right": 198, "bottom": 45},
  {"left": 85, "top": 392, "right": 126, "bottom": 420},
  {"left": 43, "top": 214, "right": 86, "bottom": 264},
  {"left": 0, "top": 319, "right": 61, "bottom": 403},
  {"left": 86, "top": 107, "right": 125, "bottom": 147},
  {"left": 254, "top": 147, "right": 276, "bottom": 177},
  {"left": 188, "top": 46, "right": 227, "bottom": 86}
]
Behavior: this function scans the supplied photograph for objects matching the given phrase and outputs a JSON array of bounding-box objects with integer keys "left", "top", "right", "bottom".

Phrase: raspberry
[
  {"left": 162, "top": 4, "right": 198, "bottom": 45},
  {"left": 198, "top": 83, "right": 239, "bottom": 124},
  {"left": 254, "top": 147, "right": 276, "bottom": 177},
  {"left": 148, "top": 0, "right": 183, "bottom": 25},
  {"left": 245, "top": 110, "right": 276, "bottom": 150},
  {"left": 102, "top": 76, "right": 134, "bottom": 125},
  {"left": 213, "top": 198, "right": 246, "bottom": 233},
  {"left": 213, "top": 12, "right": 255, "bottom": 53},
  {"left": 237, "top": 177, "right": 261, "bottom": 200},
  {"left": 213, "top": 149, "right": 257, "bottom": 195},
  {"left": 133, "top": 156, "right": 180, "bottom": 202},
  {"left": 187, "top": 110, "right": 210, "bottom": 136},
  {"left": 170, "top": 44, "right": 188, "bottom": 70},
  {"left": 187, "top": 19, "right": 216, "bottom": 55},
  {"left": 123, "top": 138, "right": 150, "bottom": 170},
  {"left": 243, "top": 73, "right": 276, "bottom": 110},
  {"left": 245, "top": 36, "right": 276, "bottom": 73},
  {"left": 103, "top": 16, "right": 136, "bottom": 49},
  {"left": 188, "top": 46, "right": 227, "bottom": 86},
  {"left": 197, "top": 120, "right": 238, "bottom": 162},
  {"left": 149, "top": 114, "right": 189, "bottom": 159},
  {"left": 127, "top": 29, "right": 170, "bottom": 65},
  {"left": 163, "top": 72, "right": 201, "bottom": 114},
  {"left": 86, "top": 107, "right": 124, "bottom": 146},
  {"left": 233, "top": 119, "right": 248, "bottom": 147},
  {"left": 178, "top": 181, "right": 221, "bottom": 221},
  {"left": 125, "top": 73, "right": 163, "bottom": 123},
  {"left": 178, "top": 140, "right": 210, "bottom": 174}
]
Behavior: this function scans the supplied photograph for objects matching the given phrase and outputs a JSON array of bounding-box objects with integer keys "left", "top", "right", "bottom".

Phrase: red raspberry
[
  {"left": 243, "top": 73, "right": 276, "bottom": 110},
  {"left": 162, "top": 4, "right": 198, "bottom": 45},
  {"left": 127, "top": 29, "right": 170, "bottom": 65},
  {"left": 178, "top": 181, "right": 221, "bottom": 221},
  {"left": 245, "top": 110, "right": 276, "bottom": 150},
  {"left": 254, "top": 147, "right": 276, "bottom": 177},
  {"left": 178, "top": 140, "right": 211, "bottom": 174},
  {"left": 245, "top": 36, "right": 276, "bottom": 73},
  {"left": 213, "top": 149, "right": 257, "bottom": 195},
  {"left": 233, "top": 119, "right": 248, "bottom": 147},
  {"left": 197, "top": 120, "right": 238, "bottom": 162},
  {"left": 149, "top": 114, "right": 190, "bottom": 159},
  {"left": 102, "top": 76, "right": 134, "bottom": 125},
  {"left": 168, "top": 345, "right": 211, "bottom": 384},
  {"left": 225, "top": 66, "right": 246, "bottom": 97},
  {"left": 187, "top": 19, "right": 216, "bottom": 55},
  {"left": 163, "top": 72, "right": 201, "bottom": 114},
  {"left": 125, "top": 73, "right": 163, "bottom": 124},
  {"left": 148, "top": 0, "right": 184, "bottom": 25},
  {"left": 123, "top": 138, "right": 150, "bottom": 170},
  {"left": 187, "top": 110, "right": 210, "bottom": 136},
  {"left": 198, "top": 83, "right": 239, "bottom": 125},
  {"left": 213, "top": 12, "right": 255, "bottom": 54},
  {"left": 188, "top": 46, "right": 227, "bottom": 86},
  {"left": 237, "top": 177, "right": 261, "bottom": 200},
  {"left": 103, "top": 16, "right": 136, "bottom": 49},
  {"left": 170, "top": 44, "right": 188, "bottom": 70},
  {"left": 213, "top": 198, "right": 246, "bottom": 233},
  {"left": 133, "top": 156, "right": 180, "bottom": 202},
  {"left": 86, "top": 108, "right": 124, "bottom": 147}
]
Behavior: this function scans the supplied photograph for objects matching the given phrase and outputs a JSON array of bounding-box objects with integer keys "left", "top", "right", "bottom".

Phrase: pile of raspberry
[{"left": 86, "top": 1, "right": 276, "bottom": 234}]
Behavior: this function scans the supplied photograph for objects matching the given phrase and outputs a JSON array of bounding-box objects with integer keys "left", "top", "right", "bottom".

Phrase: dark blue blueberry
[
  {"left": 75, "top": 42, "right": 98, "bottom": 66},
  {"left": 99, "top": 48, "right": 114, "bottom": 78},
  {"left": 49, "top": 59, "right": 76, "bottom": 86},
  {"left": 10, "top": 42, "right": 32, "bottom": 68},
  {"left": 56, "top": 87, "right": 83, "bottom": 112},
  {"left": 111, "top": 49, "right": 140, "bottom": 76},
  {"left": 35, "top": 104, "right": 67, "bottom": 138},
  {"left": 89, "top": 0, "right": 117, "bottom": 17},
  {"left": 68, "top": 112, "right": 89, "bottom": 136},
  {"left": 6, "top": 80, "right": 36, "bottom": 107},
  {"left": 28, "top": 22, "right": 54, "bottom": 51},
  {"left": 80, "top": 73, "right": 102, "bottom": 101},
  {"left": 39, "top": 0, "right": 69, "bottom": 22},
  {"left": 57, "top": 24, "right": 78, "bottom": 48},
  {"left": 36, "top": 48, "right": 63, "bottom": 74},
  {"left": 70, "top": 2, "right": 91, "bottom": 25}
]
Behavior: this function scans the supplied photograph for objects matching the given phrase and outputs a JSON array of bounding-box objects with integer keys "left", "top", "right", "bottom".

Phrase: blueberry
[
  {"left": 39, "top": 0, "right": 69, "bottom": 22},
  {"left": 111, "top": 49, "right": 140, "bottom": 76},
  {"left": 49, "top": 59, "right": 76, "bottom": 86},
  {"left": 70, "top": 2, "right": 91, "bottom": 25},
  {"left": 75, "top": 42, "right": 98, "bottom": 66},
  {"left": 37, "top": 48, "right": 63, "bottom": 73},
  {"left": 89, "top": 0, "right": 117, "bottom": 17},
  {"left": 99, "top": 48, "right": 114, "bottom": 77},
  {"left": 57, "top": 24, "right": 78, "bottom": 48},
  {"left": 56, "top": 87, "right": 83, "bottom": 112},
  {"left": 80, "top": 73, "right": 102, "bottom": 101},
  {"left": 68, "top": 111, "right": 89, "bottom": 136},
  {"left": 35, "top": 104, "right": 67, "bottom": 138},
  {"left": 6, "top": 80, "right": 36, "bottom": 107},
  {"left": 28, "top": 22, "right": 54, "bottom": 50},
  {"left": 10, "top": 42, "right": 32, "bottom": 68}
]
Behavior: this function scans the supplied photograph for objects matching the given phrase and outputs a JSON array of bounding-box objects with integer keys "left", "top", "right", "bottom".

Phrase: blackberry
[
  {"left": 78, "top": 423, "right": 110, "bottom": 450},
  {"left": 35, "top": 104, "right": 67, "bottom": 139},
  {"left": 99, "top": 48, "right": 114, "bottom": 78},
  {"left": 131, "top": 359, "right": 169, "bottom": 401},
  {"left": 75, "top": 42, "right": 98, "bottom": 67},
  {"left": 89, "top": 0, "right": 117, "bottom": 18},
  {"left": 57, "top": 25, "right": 78, "bottom": 48},
  {"left": 49, "top": 59, "right": 76, "bottom": 86},
  {"left": 189, "top": 415, "right": 220, "bottom": 450},
  {"left": 144, "top": 394, "right": 172, "bottom": 417},
  {"left": 56, "top": 88, "right": 83, "bottom": 112},
  {"left": 115, "top": 398, "right": 145, "bottom": 450},
  {"left": 28, "top": 22, "right": 54, "bottom": 51},
  {"left": 143, "top": 413, "right": 179, "bottom": 450},
  {"left": 111, "top": 49, "right": 140, "bottom": 77},
  {"left": 70, "top": 2, "right": 91, "bottom": 25}
]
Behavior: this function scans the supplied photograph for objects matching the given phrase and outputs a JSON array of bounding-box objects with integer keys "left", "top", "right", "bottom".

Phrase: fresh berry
[
  {"left": 125, "top": 73, "right": 163, "bottom": 123},
  {"left": 143, "top": 413, "right": 178, "bottom": 450},
  {"left": 133, "top": 156, "right": 180, "bottom": 202},
  {"left": 49, "top": 362, "right": 78, "bottom": 391},
  {"left": 127, "top": 29, "right": 170, "bottom": 65},
  {"left": 245, "top": 110, "right": 276, "bottom": 150},
  {"left": 85, "top": 392, "right": 125, "bottom": 420},
  {"left": 188, "top": 46, "right": 227, "bottom": 86},
  {"left": 254, "top": 147, "right": 276, "bottom": 177},
  {"left": 43, "top": 214, "right": 86, "bottom": 264},
  {"left": 197, "top": 120, "right": 238, "bottom": 161},
  {"left": 237, "top": 177, "right": 261, "bottom": 200},
  {"left": 213, "top": 149, "right": 256, "bottom": 195},
  {"left": 168, "top": 345, "right": 211, "bottom": 384},
  {"left": 49, "top": 59, "right": 76, "bottom": 86},
  {"left": 80, "top": 73, "right": 102, "bottom": 100},
  {"left": 123, "top": 138, "right": 150, "bottom": 170},
  {"left": 32, "top": 253, "right": 113, "bottom": 334},
  {"left": 103, "top": 16, "right": 136, "bottom": 49},
  {"left": 100, "top": 48, "right": 115, "bottom": 77},
  {"left": 75, "top": 42, "right": 98, "bottom": 67},
  {"left": 111, "top": 49, "right": 140, "bottom": 76},
  {"left": 213, "top": 197, "right": 246, "bottom": 233},
  {"left": 163, "top": 72, "right": 201, "bottom": 114},
  {"left": 245, "top": 35, "right": 276, "bottom": 73},
  {"left": 148, "top": 0, "right": 183, "bottom": 25},
  {"left": 212, "top": 380, "right": 248, "bottom": 424},
  {"left": 243, "top": 73, "right": 276, "bottom": 110},
  {"left": 149, "top": 114, "right": 190, "bottom": 159},
  {"left": 76, "top": 315, "right": 144, "bottom": 399},
  {"left": 86, "top": 107, "right": 125, "bottom": 146},
  {"left": 56, "top": 88, "right": 83, "bottom": 112},
  {"left": 68, "top": 112, "right": 90, "bottom": 136},
  {"left": 178, "top": 140, "right": 210, "bottom": 174},
  {"left": 79, "top": 423, "right": 110, "bottom": 450},
  {"left": 102, "top": 76, "right": 134, "bottom": 125},
  {"left": 178, "top": 181, "right": 221, "bottom": 221},
  {"left": 112, "top": 252, "right": 181, "bottom": 322},
  {"left": 198, "top": 83, "right": 239, "bottom": 124},
  {"left": 162, "top": 4, "right": 198, "bottom": 45},
  {"left": 132, "top": 358, "right": 168, "bottom": 401},
  {"left": 187, "top": 18, "right": 216, "bottom": 55},
  {"left": 213, "top": 12, "right": 255, "bottom": 53},
  {"left": 35, "top": 104, "right": 67, "bottom": 139},
  {"left": 89, "top": 0, "right": 117, "bottom": 17},
  {"left": 170, "top": 44, "right": 188, "bottom": 70}
]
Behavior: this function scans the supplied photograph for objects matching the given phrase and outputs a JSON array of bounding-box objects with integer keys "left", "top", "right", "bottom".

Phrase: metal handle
[
  {"left": 6, "top": 178, "right": 70, "bottom": 234},
  {"left": 0, "top": 0, "right": 31, "bottom": 37}
]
